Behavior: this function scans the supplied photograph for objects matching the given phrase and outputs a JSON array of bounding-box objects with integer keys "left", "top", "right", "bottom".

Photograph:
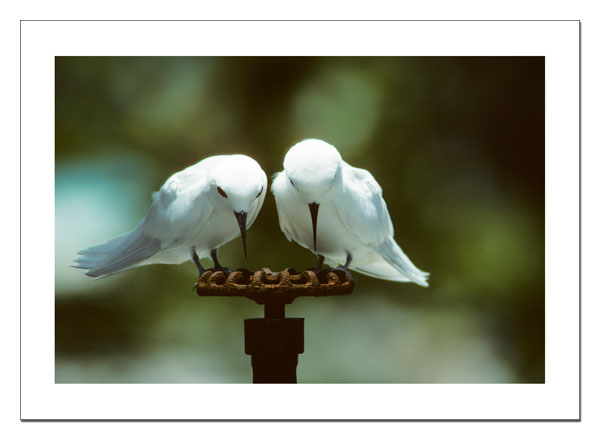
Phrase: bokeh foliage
[{"left": 55, "top": 56, "right": 544, "bottom": 383}]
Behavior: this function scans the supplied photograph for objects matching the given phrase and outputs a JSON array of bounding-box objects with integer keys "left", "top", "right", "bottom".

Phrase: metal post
[
  {"left": 196, "top": 268, "right": 353, "bottom": 384},
  {"left": 244, "top": 301, "right": 304, "bottom": 383}
]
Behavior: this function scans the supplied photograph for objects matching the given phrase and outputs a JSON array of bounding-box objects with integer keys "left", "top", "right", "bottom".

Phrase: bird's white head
[
  {"left": 283, "top": 138, "right": 342, "bottom": 204},
  {"left": 209, "top": 154, "right": 267, "bottom": 257},
  {"left": 282, "top": 139, "right": 343, "bottom": 251}
]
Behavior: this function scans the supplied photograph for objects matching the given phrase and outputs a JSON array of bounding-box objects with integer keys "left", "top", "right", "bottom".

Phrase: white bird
[
  {"left": 271, "top": 139, "right": 429, "bottom": 287},
  {"left": 73, "top": 154, "right": 267, "bottom": 278}
]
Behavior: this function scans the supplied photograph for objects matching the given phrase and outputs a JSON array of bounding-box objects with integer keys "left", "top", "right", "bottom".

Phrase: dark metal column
[
  {"left": 196, "top": 268, "right": 353, "bottom": 384},
  {"left": 244, "top": 301, "right": 304, "bottom": 383}
]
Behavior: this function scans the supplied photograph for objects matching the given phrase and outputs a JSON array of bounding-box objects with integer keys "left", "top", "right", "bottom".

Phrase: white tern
[
  {"left": 73, "top": 154, "right": 267, "bottom": 278},
  {"left": 271, "top": 139, "right": 429, "bottom": 286}
]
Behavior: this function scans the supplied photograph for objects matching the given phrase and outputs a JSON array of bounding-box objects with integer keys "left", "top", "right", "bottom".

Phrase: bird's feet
[
  {"left": 306, "top": 266, "right": 325, "bottom": 274},
  {"left": 210, "top": 265, "right": 233, "bottom": 275},
  {"left": 332, "top": 265, "right": 354, "bottom": 283},
  {"left": 269, "top": 267, "right": 293, "bottom": 274},
  {"left": 191, "top": 266, "right": 232, "bottom": 291}
]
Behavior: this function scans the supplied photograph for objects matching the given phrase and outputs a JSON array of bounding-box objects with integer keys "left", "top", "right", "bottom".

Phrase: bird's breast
[
  {"left": 284, "top": 200, "right": 351, "bottom": 260},
  {"left": 190, "top": 208, "right": 241, "bottom": 250}
]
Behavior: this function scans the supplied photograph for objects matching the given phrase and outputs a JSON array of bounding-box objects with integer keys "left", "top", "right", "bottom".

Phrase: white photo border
[{"left": 20, "top": 20, "right": 580, "bottom": 420}]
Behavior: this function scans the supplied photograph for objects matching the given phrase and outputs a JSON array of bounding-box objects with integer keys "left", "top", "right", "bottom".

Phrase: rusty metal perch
[{"left": 195, "top": 268, "right": 354, "bottom": 383}]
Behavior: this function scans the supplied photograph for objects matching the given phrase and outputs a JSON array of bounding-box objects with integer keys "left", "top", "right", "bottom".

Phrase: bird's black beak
[
  {"left": 234, "top": 211, "right": 248, "bottom": 258},
  {"left": 308, "top": 202, "right": 319, "bottom": 252}
]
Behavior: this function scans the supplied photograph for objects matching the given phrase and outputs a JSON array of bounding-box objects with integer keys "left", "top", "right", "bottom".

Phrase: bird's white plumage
[
  {"left": 73, "top": 154, "right": 267, "bottom": 278},
  {"left": 334, "top": 166, "right": 393, "bottom": 246},
  {"left": 271, "top": 139, "right": 429, "bottom": 287}
]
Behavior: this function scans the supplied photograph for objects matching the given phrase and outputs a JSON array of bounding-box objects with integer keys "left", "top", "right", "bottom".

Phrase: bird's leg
[
  {"left": 307, "top": 254, "right": 325, "bottom": 273},
  {"left": 315, "top": 254, "right": 325, "bottom": 272},
  {"left": 191, "top": 247, "right": 206, "bottom": 290},
  {"left": 334, "top": 253, "right": 354, "bottom": 283},
  {"left": 191, "top": 247, "right": 205, "bottom": 276},
  {"left": 210, "top": 249, "right": 232, "bottom": 274}
]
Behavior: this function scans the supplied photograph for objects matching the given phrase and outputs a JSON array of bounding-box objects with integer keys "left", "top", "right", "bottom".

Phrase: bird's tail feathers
[
  {"left": 352, "top": 263, "right": 412, "bottom": 283},
  {"left": 377, "top": 239, "right": 430, "bottom": 287},
  {"left": 72, "top": 229, "right": 161, "bottom": 278}
]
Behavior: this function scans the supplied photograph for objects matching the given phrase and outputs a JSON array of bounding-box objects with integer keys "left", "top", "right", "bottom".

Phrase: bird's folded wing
[
  {"left": 271, "top": 172, "right": 298, "bottom": 242},
  {"left": 333, "top": 165, "right": 394, "bottom": 246},
  {"left": 247, "top": 171, "right": 268, "bottom": 229},
  {"left": 141, "top": 168, "right": 213, "bottom": 248}
]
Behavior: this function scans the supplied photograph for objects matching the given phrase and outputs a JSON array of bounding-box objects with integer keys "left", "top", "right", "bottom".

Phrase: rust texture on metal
[{"left": 195, "top": 268, "right": 354, "bottom": 304}]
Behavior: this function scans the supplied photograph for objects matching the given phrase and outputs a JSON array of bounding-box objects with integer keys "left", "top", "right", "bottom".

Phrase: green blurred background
[{"left": 55, "top": 56, "right": 544, "bottom": 383}]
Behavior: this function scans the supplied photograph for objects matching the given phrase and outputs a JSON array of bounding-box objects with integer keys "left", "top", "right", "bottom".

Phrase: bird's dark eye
[
  {"left": 217, "top": 186, "right": 228, "bottom": 198},
  {"left": 256, "top": 187, "right": 263, "bottom": 198},
  {"left": 289, "top": 178, "right": 297, "bottom": 189}
]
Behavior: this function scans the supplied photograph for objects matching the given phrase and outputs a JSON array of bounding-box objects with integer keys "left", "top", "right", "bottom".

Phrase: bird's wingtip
[{"left": 418, "top": 272, "right": 430, "bottom": 288}]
